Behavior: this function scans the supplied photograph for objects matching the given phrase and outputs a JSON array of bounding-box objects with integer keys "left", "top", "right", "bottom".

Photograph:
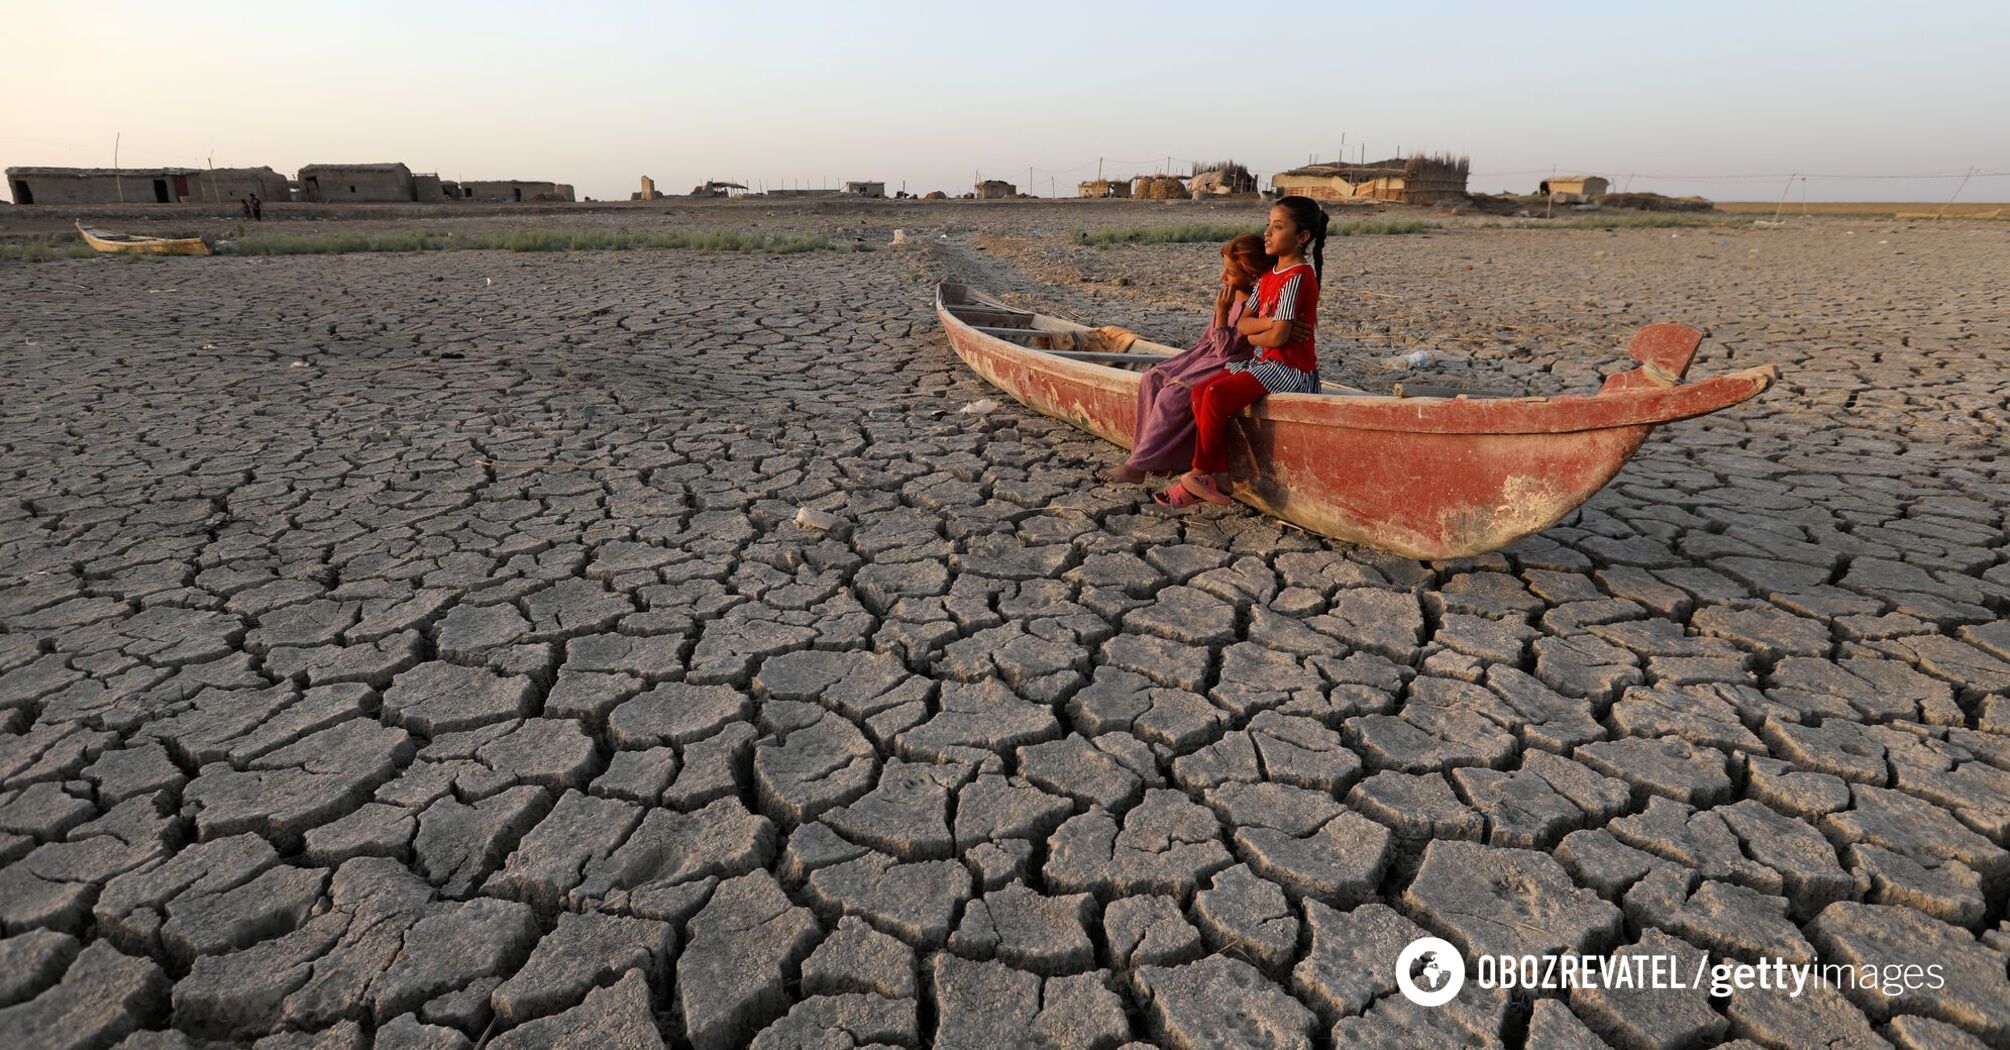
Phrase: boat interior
[{"left": 939, "top": 283, "right": 1462, "bottom": 398}]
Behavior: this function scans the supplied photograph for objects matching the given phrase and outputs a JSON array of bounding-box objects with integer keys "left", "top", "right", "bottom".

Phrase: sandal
[
  {"left": 1176, "top": 472, "right": 1234, "bottom": 505},
  {"left": 1153, "top": 474, "right": 1231, "bottom": 510},
  {"left": 1152, "top": 479, "right": 1203, "bottom": 511}
]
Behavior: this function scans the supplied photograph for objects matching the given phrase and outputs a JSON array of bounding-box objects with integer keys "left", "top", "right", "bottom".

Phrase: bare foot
[{"left": 1096, "top": 464, "right": 1148, "bottom": 484}]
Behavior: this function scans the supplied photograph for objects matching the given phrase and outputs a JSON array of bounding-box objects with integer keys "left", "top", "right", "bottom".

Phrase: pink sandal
[
  {"left": 1179, "top": 473, "right": 1234, "bottom": 505},
  {"left": 1153, "top": 480, "right": 1203, "bottom": 510},
  {"left": 1153, "top": 474, "right": 1233, "bottom": 510}
]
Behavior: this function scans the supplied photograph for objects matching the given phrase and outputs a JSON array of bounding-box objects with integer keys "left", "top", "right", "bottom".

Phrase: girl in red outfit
[{"left": 1158, "top": 196, "right": 1329, "bottom": 508}]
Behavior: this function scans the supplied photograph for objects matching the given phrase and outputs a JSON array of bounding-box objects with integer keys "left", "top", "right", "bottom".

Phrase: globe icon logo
[{"left": 1396, "top": 936, "right": 1466, "bottom": 1006}]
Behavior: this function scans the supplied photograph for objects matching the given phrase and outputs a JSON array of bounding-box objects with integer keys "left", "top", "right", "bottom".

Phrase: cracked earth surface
[{"left": 1, "top": 206, "right": 2008, "bottom": 1050}]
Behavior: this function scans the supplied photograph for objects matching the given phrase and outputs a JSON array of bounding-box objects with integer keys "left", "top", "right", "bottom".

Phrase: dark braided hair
[{"left": 1272, "top": 195, "right": 1330, "bottom": 283}]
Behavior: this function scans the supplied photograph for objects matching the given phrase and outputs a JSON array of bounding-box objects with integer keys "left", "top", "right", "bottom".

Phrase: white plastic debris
[
  {"left": 794, "top": 507, "right": 843, "bottom": 532},
  {"left": 485, "top": 277, "right": 493, "bottom": 286},
  {"left": 290, "top": 361, "right": 307, "bottom": 368},
  {"left": 1381, "top": 350, "right": 1433, "bottom": 370},
  {"left": 961, "top": 398, "right": 1000, "bottom": 415},
  {"left": 892, "top": 229, "right": 909, "bottom": 244}
]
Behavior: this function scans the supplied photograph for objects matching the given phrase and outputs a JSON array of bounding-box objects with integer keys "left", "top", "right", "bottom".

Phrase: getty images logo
[{"left": 1396, "top": 936, "right": 1466, "bottom": 1006}]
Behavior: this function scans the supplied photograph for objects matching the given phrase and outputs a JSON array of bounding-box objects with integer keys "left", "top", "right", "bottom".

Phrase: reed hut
[
  {"left": 975, "top": 179, "right": 1017, "bottom": 199},
  {"left": 1270, "top": 153, "right": 1469, "bottom": 205},
  {"left": 1540, "top": 175, "right": 1608, "bottom": 203},
  {"left": 1131, "top": 174, "right": 1188, "bottom": 200},
  {"left": 1077, "top": 179, "right": 1130, "bottom": 199},
  {"left": 1188, "top": 161, "right": 1258, "bottom": 196}
]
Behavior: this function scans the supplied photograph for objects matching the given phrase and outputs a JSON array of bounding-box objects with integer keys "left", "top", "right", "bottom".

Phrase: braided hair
[{"left": 1272, "top": 195, "right": 1330, "bottom": 283}]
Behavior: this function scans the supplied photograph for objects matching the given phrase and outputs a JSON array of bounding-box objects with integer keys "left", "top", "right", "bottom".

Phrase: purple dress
[{"left": 1124, "top": 295, "right": 1254, "bottom": 472}]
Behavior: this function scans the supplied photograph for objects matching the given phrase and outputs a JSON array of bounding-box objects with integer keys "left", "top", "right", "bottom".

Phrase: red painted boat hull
[{"left": 937, "top": 284, "right": 1776, "bottom": 560}]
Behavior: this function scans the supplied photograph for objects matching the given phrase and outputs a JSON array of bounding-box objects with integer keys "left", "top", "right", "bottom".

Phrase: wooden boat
[
  {"left": 75, "top": 221, "right": 210, "bottom": 257},
  {"left": 936, "top": 283, "right": 1777, "bottom": 560}
]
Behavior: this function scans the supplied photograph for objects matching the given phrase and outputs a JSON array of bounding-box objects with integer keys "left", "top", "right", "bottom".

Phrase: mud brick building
[
  {"left": 298, "top": 163, "right": 418, "bottom": 202},
  {"left": 7, "top": 166, "right": 289, "bottom": 205},
  {"left": 460, "top": 180, "right": 575, "bottom": 203}
]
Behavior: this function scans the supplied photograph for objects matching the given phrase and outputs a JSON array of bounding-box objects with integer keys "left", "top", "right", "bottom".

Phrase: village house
[
  {"left": 7, "top": 165, "right": 290, "bottom": 205},
  {"left": 1540, "top": 175, "right": 1610, "bottom": 203},
  {"left": 298, "top": 163, "right": 418, "bottom": 202},
  {"left": 974, "top": 179, "right": 1017, "bottom": 199},
  {"left": 1270, "top": 154, "right": 1470, "bottom": 204},
  {"left": 842, "top": 181, "right": 886, "bottom": 198},
  {"left": 412, "top": 173, "right": 467, "bottom": 201},
  {"left": 460, "top": 180, "right": 575, "bottom": 203},
  {"left": 1077, "top": 179, "right": 1130, "bottom": 198}
]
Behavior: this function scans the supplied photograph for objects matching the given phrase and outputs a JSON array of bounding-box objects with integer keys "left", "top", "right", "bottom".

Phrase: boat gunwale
[{"left": 937, "top": 283, "right": 1773, "bottom": 437}]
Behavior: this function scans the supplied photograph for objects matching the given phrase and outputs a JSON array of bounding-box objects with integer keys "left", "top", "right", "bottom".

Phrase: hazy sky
[{"left": 5, "top": 0, "right": 2006, "bottom": 202}]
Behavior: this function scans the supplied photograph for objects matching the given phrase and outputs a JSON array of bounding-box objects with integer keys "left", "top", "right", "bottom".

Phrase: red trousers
[{"left": 1189, "top": 369, "right": 1268, "bottom": 474}]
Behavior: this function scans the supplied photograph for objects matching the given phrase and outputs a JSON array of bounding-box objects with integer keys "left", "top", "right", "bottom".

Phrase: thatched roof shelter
[
  {"left": 1131, "top": 174, "right": 1188, "bottom": 200},
  {"left": 1541, "top": 175, "right": 1609, "bottom": 201},
  {"left": 1271, "top": 153, "right": 1469, "bottom": 204},
  {"left": 1189, "top": 160, "right": 1258, "bottom": 196}
]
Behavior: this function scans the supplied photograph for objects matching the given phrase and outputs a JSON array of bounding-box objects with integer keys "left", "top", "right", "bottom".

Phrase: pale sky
[{"left": 5, "top": 0, "right": 2006, "bottom": 202}]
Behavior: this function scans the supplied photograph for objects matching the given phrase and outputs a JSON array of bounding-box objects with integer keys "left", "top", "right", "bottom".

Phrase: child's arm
[{"left": 1238, "top": 315, "right": 1293, "bottom": 347}]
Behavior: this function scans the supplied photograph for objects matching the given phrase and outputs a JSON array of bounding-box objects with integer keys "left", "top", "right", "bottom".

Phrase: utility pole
[
  {"left": 114, "top": 132, "right": 124, "bottom": 204},
  {"left": 1936, "top": 166, "right": 1976, "bottom": 221},
  {"left": 1771, "top": 173, "right": 1796, "bottom": 222}
]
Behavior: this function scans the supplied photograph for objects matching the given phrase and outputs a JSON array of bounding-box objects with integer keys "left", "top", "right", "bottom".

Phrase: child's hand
[{"left": 1291, "top": 320, "right": 1316, "bottom": 343}]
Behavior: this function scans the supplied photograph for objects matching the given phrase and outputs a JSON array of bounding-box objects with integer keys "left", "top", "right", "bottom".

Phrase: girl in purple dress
[{"left": 1097, "top": 234, "right": 1271, "bottom": 483}]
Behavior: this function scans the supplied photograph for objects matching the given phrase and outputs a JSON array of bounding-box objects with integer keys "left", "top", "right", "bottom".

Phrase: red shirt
[{"left": 1245, "top": 263, "right": 1318, "bottom": 372}]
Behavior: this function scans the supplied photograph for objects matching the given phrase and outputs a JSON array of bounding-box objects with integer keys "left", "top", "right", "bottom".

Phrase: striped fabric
[
  {"left": 1269, "top": 271, "right": 1304, "bottom": 321},
  {"left": 1226, "top": 356, "right": 1320, "bottom": 394}
]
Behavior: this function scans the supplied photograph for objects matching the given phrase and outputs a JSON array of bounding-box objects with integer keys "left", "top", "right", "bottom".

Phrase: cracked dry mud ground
[{"left": 2, "top": 212, "right": 2008, "bottom": 1050}]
